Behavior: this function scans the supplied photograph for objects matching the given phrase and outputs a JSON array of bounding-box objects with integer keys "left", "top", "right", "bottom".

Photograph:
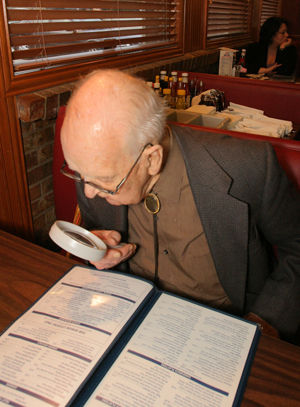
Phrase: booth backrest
[
  {"left": 53, "top": 105, "right": 78, "bottom": 223},
  {"left": 53, "top": 107, "right": 300, "bottom": 226},
  {"left": 182, "top": 123, "right": 300, "bottom": 192},
  {"left": 178, "top": 72, "right": 300, "bottom": 125}
]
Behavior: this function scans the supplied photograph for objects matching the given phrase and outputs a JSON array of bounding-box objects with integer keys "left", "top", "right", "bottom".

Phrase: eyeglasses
[{"left": 60, "top": 143, "right": 153, "bottom": 195}]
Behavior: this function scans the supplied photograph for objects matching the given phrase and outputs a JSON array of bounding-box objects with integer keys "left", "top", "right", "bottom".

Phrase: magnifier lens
[{"left": 64, "top": 231, "right": 97, "bottom": 248}]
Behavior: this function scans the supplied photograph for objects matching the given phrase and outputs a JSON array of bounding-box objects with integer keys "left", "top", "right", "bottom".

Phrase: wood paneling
[
  {"left": 0, "top": 69, "right": 34, "bottom": 239},
  {"left": 0, "top": 0, "right": 297, "bottom": 243},
  {"left": 281, "top": 0, "right": 300, "bottom": 36}
]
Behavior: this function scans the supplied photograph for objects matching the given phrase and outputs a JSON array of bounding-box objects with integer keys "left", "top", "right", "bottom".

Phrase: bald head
[
  {"left": 60, "top": 70, "right": 167, "bottom": 205},
  {"left": 61, "top": 69, "right": 166, "bottom": 171}
]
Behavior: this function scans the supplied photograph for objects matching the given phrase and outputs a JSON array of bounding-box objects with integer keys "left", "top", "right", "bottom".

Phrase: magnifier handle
[{"left": 106, "top": 242, "right": 126, "bottom": 249}]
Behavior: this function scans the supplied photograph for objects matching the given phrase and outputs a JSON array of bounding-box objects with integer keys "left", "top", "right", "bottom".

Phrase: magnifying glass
[{"left": 49, "top": 221, "right": 110, "bottom": 261}]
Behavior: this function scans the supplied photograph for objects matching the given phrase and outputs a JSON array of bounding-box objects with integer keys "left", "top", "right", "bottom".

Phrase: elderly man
[{"left": 61, "top": 69, "right": 300, "bottom": 341}]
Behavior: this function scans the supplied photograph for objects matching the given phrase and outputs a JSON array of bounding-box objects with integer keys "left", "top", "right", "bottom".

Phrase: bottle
[
  {"left": 178, "top": 77, "right": 183, "bottom": 90},
  {"left": 146, "top": 81, "right": 153, "bottom": 89},
  {"left": 176, "top": 89, "right": 186, "bottom": 110},
  {"left": 237, "top": 49, "right": 246, "bottom": 70},
  {"left": 160, "top": 70, "right": 167, "bottom": 90},
  {"left": 194, "top": 76, "right": 199, "bottom": 96},
  {"left": 153, "top": 82, "right": 160, "bottom": 95},
  {"left": 190, "top": 79, "right": 195, "bottom": 100},
  {"left": 232, "top": 52, "right": 237, "bottom": 77},
  {"left": 163, "top": 75, "right": 169, "bottom": 91},
  {"left": 163, "top": 88, "right": 172, "bottom": 108},
  {"left": 171, "top": 71, "right": 178, "bottom": 97},
  {"left": 199, "top": 80, "right": 204, "bottom": 94},
  {"left": 182, "top": 73, "right": 190, "bottom": 108},
  {"left": 168, "top": 77, "right": 176, "bottom": 109}
]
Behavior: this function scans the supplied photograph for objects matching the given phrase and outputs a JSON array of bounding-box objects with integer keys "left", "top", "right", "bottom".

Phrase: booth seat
[
  {"left": 178, "top": 72, "right": 300, "bottom": 125},
  {"left": 180, "top": 122, "right": 300, "bottom": 192},
  {"left": 53, "top": 105, "right": 300, "bottom": 228},
  {"left": 53, "top": 105, "right": 78, "bottom": 224}
]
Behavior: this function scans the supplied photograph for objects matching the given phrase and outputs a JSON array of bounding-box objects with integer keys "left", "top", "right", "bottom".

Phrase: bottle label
[{"left": 185, "top": 95, "right": 190, "bottom": 108}]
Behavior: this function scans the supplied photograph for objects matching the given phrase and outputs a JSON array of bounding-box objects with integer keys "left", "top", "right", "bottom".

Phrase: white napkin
[
  {"left": 224, "top": 102, "right": 292, "bottom": 137},
  {"left": 231, "top": 120, "right": 282, "bottom": 138}
]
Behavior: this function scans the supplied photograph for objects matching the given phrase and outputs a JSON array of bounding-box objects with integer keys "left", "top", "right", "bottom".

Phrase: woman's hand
[
  {"left": 280, "top": 37, "right": 292, "bottom": 50},
  {"left": 89, "top": 230, "right": 136, "bottom": 270},
  {"left": 258, "top": 62, "right": 282, "bottom": 74}
]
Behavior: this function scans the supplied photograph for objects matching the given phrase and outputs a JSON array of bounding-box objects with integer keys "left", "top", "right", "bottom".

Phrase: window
[
  {"left": 5, "top": 0, "right": 181, "bottom": 75},
  {"left": 260, "top": 0, "right": 281, "bottom": 25},
  {"left": 206, "top": 0, "right": 253, "bottom": 46}
]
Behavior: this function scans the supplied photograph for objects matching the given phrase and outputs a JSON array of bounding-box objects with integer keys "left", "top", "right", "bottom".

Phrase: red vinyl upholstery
[
  {"left": 184, "top": 123, "right": 300, "bottom": 192},
  {"left": 178, "top": 72, "right": 300, "bottom": 124},
  {"left": 226, "top": 131, "right": 300, "bottom": 192},
  {"left": 53, "top": 105, "right": 78, "bottom": 223},
  {"left": 180, "top": 124, "right": 300, "bottom": 191},
  {"left": 53, "top": 107, "right": 300, "bottom": 228}
]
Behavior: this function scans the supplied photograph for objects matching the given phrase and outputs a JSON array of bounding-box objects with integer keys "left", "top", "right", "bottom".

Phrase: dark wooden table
[{"left": 0, "top": 230, "right": 300, "bottom": 406}]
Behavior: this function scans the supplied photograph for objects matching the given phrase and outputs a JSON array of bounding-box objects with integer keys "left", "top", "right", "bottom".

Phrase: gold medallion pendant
[{"left": 144, "top": 193, "right": 160, "bottom": 214}]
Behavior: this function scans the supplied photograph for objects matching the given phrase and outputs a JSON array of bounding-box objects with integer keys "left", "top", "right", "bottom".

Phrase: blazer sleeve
[
  {"left": 276, "top": 45, "right": 298, "bottom": 76},
  {"left": 245, "top": 42, "right": 297, "bottom": 76},
  {"left": 248, "top": 142, "right": 300, "bottom": 338},
  {"left": 245, "top": 43, "right": 266, "bottom": 74}
]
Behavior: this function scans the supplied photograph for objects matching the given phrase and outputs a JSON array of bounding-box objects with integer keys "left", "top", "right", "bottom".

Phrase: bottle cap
[
  {"left": 154, "top": 82, "right": 160, "bottom": 88},
  {"left": 171, "top": 71, "right": 178, "bottom": 76},
  {"left": 177, "top": 89, "right": 186, "bottom": 96},
  {"left": 160, "top": 70, "right": 167, "bottom": 75},
  {"left": 164, "top": 76, "right": 169, "bottom": 81},
  {"left": 182, "top": 72, "right": 188, "bottom": 77},
  {"left": 163, "top": 88, "right": 171, "bottom": 94}
]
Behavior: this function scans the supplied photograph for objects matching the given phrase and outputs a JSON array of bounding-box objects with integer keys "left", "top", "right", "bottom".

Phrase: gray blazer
[{"left": 77, "top": 123, "right": 300, "bottom": 338}]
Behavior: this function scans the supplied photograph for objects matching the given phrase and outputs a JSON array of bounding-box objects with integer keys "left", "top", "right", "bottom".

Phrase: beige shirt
[{"left": 128, "top": 131, "right": 234, "bottom": 311}]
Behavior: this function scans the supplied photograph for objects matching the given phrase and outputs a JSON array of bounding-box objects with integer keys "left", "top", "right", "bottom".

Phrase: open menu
[{"left": 0, "top": 265, "right": 260, "bottom": 407}]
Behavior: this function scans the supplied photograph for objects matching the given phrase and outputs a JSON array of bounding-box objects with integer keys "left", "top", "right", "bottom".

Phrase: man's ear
[{"left": 146, "top": 145, "right": 164, "bottom": 176}]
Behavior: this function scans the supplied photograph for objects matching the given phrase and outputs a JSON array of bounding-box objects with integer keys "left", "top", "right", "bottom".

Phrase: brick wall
[
  {"left": 16, "top": 49, "right": 224, "bottom": 249},
  {"left": 18, "top": 82, "right": 77, "bottom": 249}
]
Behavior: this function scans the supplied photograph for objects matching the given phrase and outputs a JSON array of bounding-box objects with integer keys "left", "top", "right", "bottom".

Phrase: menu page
[
  {"left": 84, "top": 293, "right": 258, "bottom": 407},
  {"left": 0, "top": 266, "right": 153, "bottom": 407}
]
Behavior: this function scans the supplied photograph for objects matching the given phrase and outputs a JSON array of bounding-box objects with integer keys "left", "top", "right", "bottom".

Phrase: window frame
[
  {"left": 261, "top": 0, "right": 282, "bottom": 26},
  {"left": 1, "top": 0, "right": 185, "bottom": 96},
  {"left": 203, "top": 0, "right": 254, "bottom": 49}
]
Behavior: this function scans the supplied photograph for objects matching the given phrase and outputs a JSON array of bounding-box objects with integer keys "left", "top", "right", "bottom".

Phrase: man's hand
[
  {"left": 89, "top": 230, "right": 136, "bottom": 270},
  {"left": 244, "top": 312, "right": 280, "bottom": 339}
]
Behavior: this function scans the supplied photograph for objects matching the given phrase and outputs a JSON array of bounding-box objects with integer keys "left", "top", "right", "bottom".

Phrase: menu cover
[{"left": 0, "top": 265, "right": 260, "bottom": 407}]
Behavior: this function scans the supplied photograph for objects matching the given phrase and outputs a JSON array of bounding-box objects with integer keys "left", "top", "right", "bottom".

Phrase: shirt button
[{"left": 163, "top": 250, "right": 168, "bottom": 255}]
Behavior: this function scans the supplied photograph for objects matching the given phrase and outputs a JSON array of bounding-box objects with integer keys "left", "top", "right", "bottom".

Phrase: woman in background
[{"left": 246, "top": 17, "right": 297, "bottom": 76}]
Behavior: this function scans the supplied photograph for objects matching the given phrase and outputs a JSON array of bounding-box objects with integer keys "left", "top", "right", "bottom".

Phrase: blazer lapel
[{"left": 173, "top": 125, "right": 249, "bottom": 312}]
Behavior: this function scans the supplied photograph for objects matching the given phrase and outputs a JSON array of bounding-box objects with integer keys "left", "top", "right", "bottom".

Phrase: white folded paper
[{"left": 224, "top": 102, "right": 292, "bottom": 137}]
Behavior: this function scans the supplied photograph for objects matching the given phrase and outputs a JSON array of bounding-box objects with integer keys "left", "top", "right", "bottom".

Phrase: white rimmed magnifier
[{"left": 49, "top": 221, "right": 124, "bottom": 262}]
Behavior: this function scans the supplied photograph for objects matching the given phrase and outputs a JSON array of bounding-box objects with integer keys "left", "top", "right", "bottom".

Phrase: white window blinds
[
  {"left": 260, "top": 0, "right": 281, "bottom": 25},
  {"left": 206, "top": 0, "right": 252, "bottom": 43},
  {"left": 5, "top": 0, "right": 180, "bottom": 74}
]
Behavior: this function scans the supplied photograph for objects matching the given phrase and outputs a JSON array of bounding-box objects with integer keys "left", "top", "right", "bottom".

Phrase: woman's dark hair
[{"left": 259, "top": 17, "right": 288, "bottom": 46}]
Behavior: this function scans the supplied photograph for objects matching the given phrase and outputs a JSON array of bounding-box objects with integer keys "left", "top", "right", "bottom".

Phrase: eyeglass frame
[{"left": 60, "top": 143, "right": 153, "bottom": 195}]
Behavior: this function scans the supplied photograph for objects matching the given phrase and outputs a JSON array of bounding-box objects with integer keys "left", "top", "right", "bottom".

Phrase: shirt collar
[{"left": 152, "top": 127, "right": 185, "bottom": 204}]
